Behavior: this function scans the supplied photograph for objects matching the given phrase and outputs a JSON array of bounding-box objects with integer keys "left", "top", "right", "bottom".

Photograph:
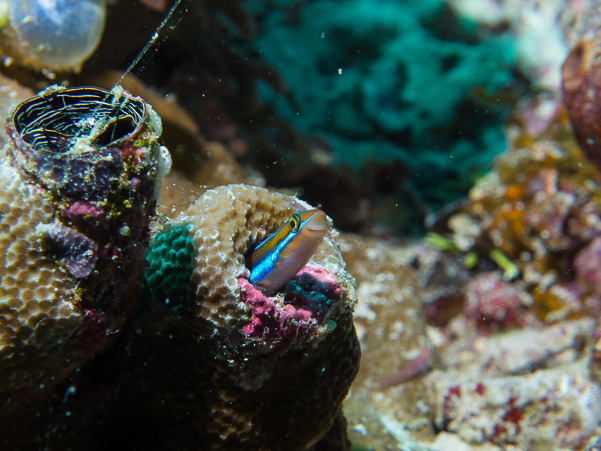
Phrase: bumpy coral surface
[
  {"left": 145, "top": 224, "right": 195, "bottom": 310},
  {"left": 0, "top": 156, "right": 82, "bottom": 399},
  {"left": 0, "top": 80, "right": 359, "bottom": 448},
  {"left": 172, "top": 184, "right": 352, "bottom": 350},
  {"left": 0, "top": 85, "right": 167, "bottom": 407},
  {"left": 80, "top": 184, "right": 360, "bottom": 450}
]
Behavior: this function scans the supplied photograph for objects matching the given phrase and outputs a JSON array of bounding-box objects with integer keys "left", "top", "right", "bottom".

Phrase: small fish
[{"left": 249, "top": 210, "right": 328, "bottom": 294}]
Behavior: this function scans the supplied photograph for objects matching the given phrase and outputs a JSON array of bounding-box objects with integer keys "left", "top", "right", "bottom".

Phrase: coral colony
[
  {"left": 0, "top": 85, "right": 166, "bottom": 404},
  {"left": 4, "top": 0, "right": 601, "bottom": 450},
  {"left": 91, "top": 185, "right": 358, "bottom": 449}
]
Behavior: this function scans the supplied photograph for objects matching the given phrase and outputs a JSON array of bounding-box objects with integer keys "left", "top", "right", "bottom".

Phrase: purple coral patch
[
  {"left": 61, "top": 201, "right": 105, "bottom": 224},
  {"left": 37, "top": 223, "right": 98, "bottom": 278},
  {"left": 239, "top": 265, "right": 342, "bottom": 348},
  {"left": 239, "top": 278, "right": 316, "bottom": 342}
]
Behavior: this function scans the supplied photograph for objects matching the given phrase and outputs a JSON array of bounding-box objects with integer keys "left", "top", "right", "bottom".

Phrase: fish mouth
[{"left": 306, "top": 213, "right": 328, "bottom": 232}]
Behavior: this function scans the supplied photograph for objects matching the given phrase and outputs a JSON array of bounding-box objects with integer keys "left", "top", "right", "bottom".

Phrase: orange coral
[{"left": 443, "top": 98, "right": 601, "bottom": 322}]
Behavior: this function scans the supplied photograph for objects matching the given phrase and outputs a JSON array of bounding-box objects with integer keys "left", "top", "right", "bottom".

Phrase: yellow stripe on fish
[{"left": 249, "top": 209, "right": 328, "bottom": 294}]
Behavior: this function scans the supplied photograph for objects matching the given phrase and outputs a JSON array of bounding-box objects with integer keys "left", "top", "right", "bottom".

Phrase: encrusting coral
[{"left": 0, "top": 152, "right": 82, "bottom": 399}]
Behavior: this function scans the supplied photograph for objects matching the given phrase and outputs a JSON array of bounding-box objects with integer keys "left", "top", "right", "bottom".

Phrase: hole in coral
[{"left": 238, "top": 266, "right": 341, "bottom": 346}]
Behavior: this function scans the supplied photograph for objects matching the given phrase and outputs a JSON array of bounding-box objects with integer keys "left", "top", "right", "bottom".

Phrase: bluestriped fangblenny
[{"left": 249, "top": 209, "right": 328, "bottom": 294}]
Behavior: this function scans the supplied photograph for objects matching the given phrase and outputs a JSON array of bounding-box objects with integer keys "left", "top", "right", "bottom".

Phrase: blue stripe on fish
[{"left": 249, "top": 209, "right": 328, "bottom": 294}]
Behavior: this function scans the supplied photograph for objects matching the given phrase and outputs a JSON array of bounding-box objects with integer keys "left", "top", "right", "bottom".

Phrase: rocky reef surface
[
  {"left": 342, "top": 104, "right": 601, "bottom": 449},
  {"left": 0, "top": 0, "right": 600, "bottom": 450}
]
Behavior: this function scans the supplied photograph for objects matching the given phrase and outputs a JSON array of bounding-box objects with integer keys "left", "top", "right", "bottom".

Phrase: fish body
[{"left": 249, "top": 209, "right": 328, "bottom": 294}]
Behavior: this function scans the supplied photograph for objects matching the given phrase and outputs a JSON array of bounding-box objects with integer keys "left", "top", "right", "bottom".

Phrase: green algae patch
[
  {"left": 249, "top": 0, "right": 517, "bottom": 230},
  {"left": 145, "top": 224, "right": 195, "bottom": 312}
]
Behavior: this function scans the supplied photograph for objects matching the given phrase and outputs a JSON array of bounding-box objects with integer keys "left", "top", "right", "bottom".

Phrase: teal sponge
[{"left": 145, "top": 224, "right": 194, "bottom": 312}]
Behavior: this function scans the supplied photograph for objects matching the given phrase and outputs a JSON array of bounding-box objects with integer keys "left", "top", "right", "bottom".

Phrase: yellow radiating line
[{"left": 113, "top": 0, "right": 189, "bottom": 89}]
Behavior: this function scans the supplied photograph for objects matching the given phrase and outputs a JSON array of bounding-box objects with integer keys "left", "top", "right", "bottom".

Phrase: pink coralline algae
[
  {"left": 239, "top": 265, "right": 342, "bottom": 346},
  {"left": 239, "top": 278, "right": 315, "bottom": 342},
  {"left": 60, "top": 201, "right": 105, "bottom": 224},
  {"left": 462, "top": 272, "right": 538, "bottom": 333}
]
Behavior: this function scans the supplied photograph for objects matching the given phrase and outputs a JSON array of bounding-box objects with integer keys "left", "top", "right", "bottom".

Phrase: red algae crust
[
  {"left": 462, "top": 272, "right": 538, "bottom": 333},
  {"left": 239, "top": 265, "right": 344, "bottom": 347},
  {"left": 239, "top": 277, "right": 315, "bottom": 341}
]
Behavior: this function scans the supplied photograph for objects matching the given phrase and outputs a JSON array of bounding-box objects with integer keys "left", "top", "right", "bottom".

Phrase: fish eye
[{"left": 289, "top": 214, "right": 300, "bottom": 233}]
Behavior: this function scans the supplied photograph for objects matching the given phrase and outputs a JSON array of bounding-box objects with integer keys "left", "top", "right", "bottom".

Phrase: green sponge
[{"left": 145, "top": 224, "right": 195, "bottom": 312}]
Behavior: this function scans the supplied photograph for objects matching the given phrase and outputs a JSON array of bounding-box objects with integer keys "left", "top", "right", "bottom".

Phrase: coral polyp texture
[
  {"left": 170, "top": 185, "right": 353, "bottom": 348},
  {"left": 0, "top": 85, "right": 168, "bottom": 406},
  {"left": 117, "top": 184, "right": 360, "bottom": 449},
  {"left": 0, "top": 158, "right": 81, "bottom": 397}
]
